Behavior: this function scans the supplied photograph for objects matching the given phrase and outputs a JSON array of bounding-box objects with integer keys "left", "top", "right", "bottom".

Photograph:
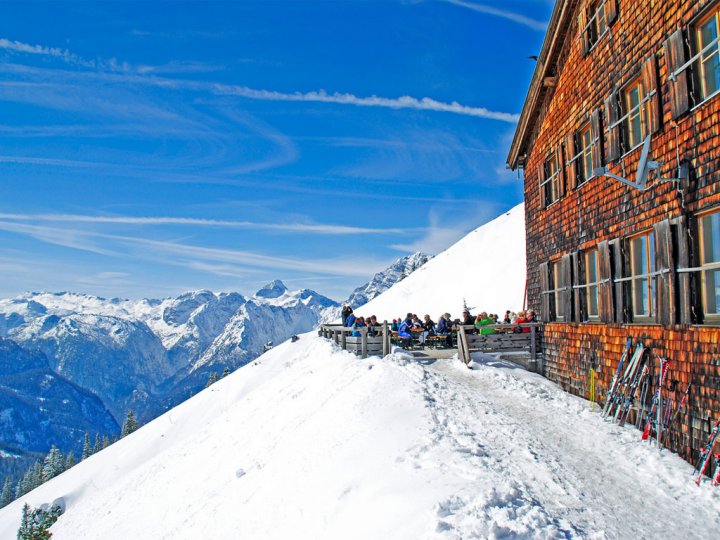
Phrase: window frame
[
  {"left": 583, "top": 0, "right": 611, "bottom": 52},
  {"left": 552, "top": 260, "right": 565, "bottom": 321},
  {"left": 622, "top": 77, "right": 648, "bottom": 153},
  {"left": 620, "top": 231, "right": 657, "bottom": 322},
  {"left": 694, "top": 7, "right": 720, "bottom": 104},
  {"left": 583, "top": 248, "right": 601, "bottom": 319},
  {"left": 540, "top": 151, "right": 562, "bottom": 208},
  {"left": 578, "top": 122, "right": 595, "bottom": 185},
  {"left": 698, "top": 209, "right": 720, "bottom": 323}
]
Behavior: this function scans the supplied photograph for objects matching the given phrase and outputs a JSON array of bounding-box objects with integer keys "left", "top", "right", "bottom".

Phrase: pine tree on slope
[
  {"left": 82, "top": 432, "right": 92, "bottom": 460},
  {"left": 121, "top": 411, "right": 139, "bottom": 438},
  {"left": 205, "top": 372, "right": 219, "bottom": 388},
  {"left": 1, "top": 477, "right": 13, "bottom": 508},
  {"left": 93, "top": 433, "right": 101, "bottom": 454}
]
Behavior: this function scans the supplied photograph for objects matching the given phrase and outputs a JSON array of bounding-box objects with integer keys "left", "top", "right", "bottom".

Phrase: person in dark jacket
[
  {"left": 461, "top": 310, "right": 474, "bottom": 326},
  {"left": 341, "top": 305, "right": 352, "bottom": 327}
]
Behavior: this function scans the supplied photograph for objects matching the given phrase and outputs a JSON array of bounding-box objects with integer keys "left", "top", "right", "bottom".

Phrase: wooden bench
[{"left": 456, "top": 323, "right": 542, "bottom": 365}]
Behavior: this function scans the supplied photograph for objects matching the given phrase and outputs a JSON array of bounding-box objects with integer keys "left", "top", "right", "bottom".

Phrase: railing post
[
  {"left": 361, "top": 327, "right": 368, "bottom": 359},
  {"left": 530, "top": 324, "right": 537, "bottom": 361},
  {"left": 340, "top": 328, "right": 346, "bottom": 350},
  {"left": 382, "top": 321, "right": 389, "bottom": 356}
]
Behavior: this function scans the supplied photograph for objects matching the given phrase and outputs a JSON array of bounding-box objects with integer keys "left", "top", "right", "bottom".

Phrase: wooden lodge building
[{"left": 507, "top": 0, "right": 720, "bottom": 461}]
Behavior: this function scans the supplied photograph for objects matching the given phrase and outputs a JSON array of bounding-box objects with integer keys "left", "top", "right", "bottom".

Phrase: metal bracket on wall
[{"left": 593, "top": 135, "right": 688, "bottom": 191}]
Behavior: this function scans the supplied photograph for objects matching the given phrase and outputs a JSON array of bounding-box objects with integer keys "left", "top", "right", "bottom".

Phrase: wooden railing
[
  {"left": 318, "top": 323, "right": 392, "bottom": 359},
  {"left": 319, "top": 321, "right": 543, "bottom": 365},
  {"left": 456, "top": 323, "right": 542, "bottom": 365}
]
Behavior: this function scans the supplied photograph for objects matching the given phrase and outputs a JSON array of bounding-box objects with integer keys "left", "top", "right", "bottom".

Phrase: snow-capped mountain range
[
  {"left": 0, "top": 282, "right": 336, "bottom": 459},
  {"left": 0, "top": 253, "right": 428, "bottom": 464}
]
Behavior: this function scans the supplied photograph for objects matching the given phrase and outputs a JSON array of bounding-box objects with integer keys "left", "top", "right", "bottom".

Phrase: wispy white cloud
[
  {"left": 0, "top": 38, "right": 96, "bottom": 67},
  {"left": 0, "top": 40, "right": 519, "bottom": 122},
  {"left": 444, "top": 0, "right": 548, "bottom": 31},
  {"left": 0, "top": 212, "right": 408, "bottom": 235},
  {"left": 0, "top": 221, "right": 390, "bottom": 279},
  {"left": 389, "top": 201, "right": 500, "bottom": 254},
  {"left": 211, "top": 84, "right": 519, "bottom": 123}
]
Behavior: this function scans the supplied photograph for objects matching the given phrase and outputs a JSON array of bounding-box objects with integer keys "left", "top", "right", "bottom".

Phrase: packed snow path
[
  {"left": 2, "top": 335, "right": 719, "bottom": 539},
  {"left": 415, "top": 356, "right": 720, "bottom": 538}
]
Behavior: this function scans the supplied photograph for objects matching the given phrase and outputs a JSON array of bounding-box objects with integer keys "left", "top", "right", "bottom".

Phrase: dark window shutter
[
  {"left": 557, "top": 145, "right": 566, "bottom": 198},
  {"left": 664, "top": 29, "right": 690, "bottom": 119},
  {"left": 561, "top": 253, "right": 573, "bottom": 321},
  {"left": 590, "top": 108, "right": 603, "bottom": 167},
  {"left": 606, "top": 0, "right": 619, "bottom": 25},
  {"left": 598, "top": 240, "right": 613, "bottom": 323},
  {"left": 642, "top": 55, "right": 661, "bottom": 134},
  {"left": 609, "top": 238, "right": 627, "bottom": 323},
  {"left": 537, "top": 162, "right": 546, "bottom": 208},
  {"left": 578, "top": 8, "right": 590, "bottom": 56},
  {"left": 572, "top": 251, "right": 585, "bottom": 322},
  {"left": 565, "top": 133, "right": 578, "bottom": 190},
  {"left": 604, "top": 91, "right": 621, "bottom": 162},
  {"left": 654, "top": 219, "right": 674, "bottom": 325},
  {"left": 539, "top": 262, "right": 550, "bottom": 322},
  {"left": 672, "top": 215, "right": 693, "bottom": 324}
]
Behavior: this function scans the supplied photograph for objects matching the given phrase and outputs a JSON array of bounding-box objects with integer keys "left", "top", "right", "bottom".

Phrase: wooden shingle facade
[{"left": 508, "top": 0, "right": 720, "bottom": 462}]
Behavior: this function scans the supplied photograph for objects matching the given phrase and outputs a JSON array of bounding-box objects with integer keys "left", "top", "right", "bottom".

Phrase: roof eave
[{"left": 507, "top": 0, "right": 576, "bottom": 170}]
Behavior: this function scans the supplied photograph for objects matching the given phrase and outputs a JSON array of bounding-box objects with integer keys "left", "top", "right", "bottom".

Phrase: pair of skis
[
  {"left": 694, "top": 418, "right": 720, "bottom": 486},
  {"left": 601, "top": 337, "right": 632, "bottom": 419},
  {"left": 603, "top": 340, "right": 646, "bottom": 422},
  {"left": 641, "top": 358, "right": 670, "bottom": 446}
]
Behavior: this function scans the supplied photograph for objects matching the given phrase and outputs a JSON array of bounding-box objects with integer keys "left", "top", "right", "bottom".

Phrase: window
[
  {"left": 579, "top": 123, "right": 595, "bottom": 184},
  {"left": 665, "top": 7, "right": 720, "bottom": 118},
  {"left": 579, "top": 1, "right": 617, "bottom": 55},
  {"left": 623, "top": 78, "right": 647, "bottom": 151},
  {"left": 696, "top": 8, "right": 720, "bottom": 101},
  {"left": 628, "top": 232, "right": 656, "bottom": 320},
  {"left": 588, "top": 0, "right": 608, "bottom": 47},
  {"left": 584, "top": 249, "right": 600, "bottom": 318},
  {"left": 699, "top": 210, "right": 720, "bottom": 319},
  {"left": 540, "top": 152, "right": 562, "bottom": 207},
  {"left": 552, "top": 261, "right": 564, "bottom": 320}
]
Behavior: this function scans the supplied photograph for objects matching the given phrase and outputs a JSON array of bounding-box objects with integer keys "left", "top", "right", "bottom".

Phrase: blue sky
[{"left": 0, "top": 0, "right": 551, "bottom": 301}]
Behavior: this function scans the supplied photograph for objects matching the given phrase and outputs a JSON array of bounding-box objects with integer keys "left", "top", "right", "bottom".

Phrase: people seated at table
[
  {"left": 475, "top": 312, "right": 496, "bottom": 335},
  {"left": 341, "top": 306, "right": 353, "bottom": 327},
  {"left": 422, "top": 314, "right": 435, "bottom": 334},
  {"left": 436, "top": 313, "right": 453, "bottom": 347},
  {"left": 351, "top": 316, "right": 366, "bottom": 337},
  {"left": 367, "top": 315, "right": 379, "bottom": 336},
  {"left": 397, "top": 317, "right": 413, "bottom": 348},
  {"left": 514, "top": 310, "right": 532, "bottom": 333}
]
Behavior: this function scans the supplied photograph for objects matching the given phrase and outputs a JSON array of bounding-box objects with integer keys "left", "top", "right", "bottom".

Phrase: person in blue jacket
[{"left": 397, "top": 313, "right": 413, "bottom": 348}]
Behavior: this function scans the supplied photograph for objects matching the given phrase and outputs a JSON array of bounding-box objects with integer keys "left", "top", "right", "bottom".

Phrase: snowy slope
[
  {"left": 1, "top": 335, "right": 719, "bottom": 539},
  {"left": 355, "top": 203, "right": 525, "bottom": 321}
]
